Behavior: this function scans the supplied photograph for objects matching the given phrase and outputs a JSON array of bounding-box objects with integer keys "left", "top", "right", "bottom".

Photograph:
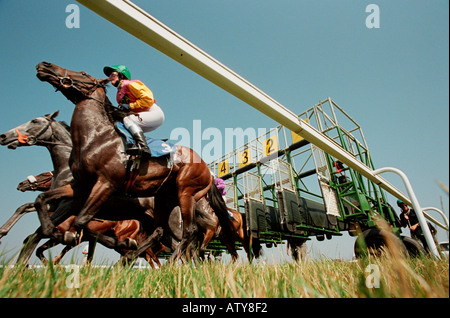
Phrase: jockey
[
  {"left": 103, "top": 65, "right": 165, "bottom": 157},
  {"left": 214, "top": 177, "right": 234, "bottom": 220}
]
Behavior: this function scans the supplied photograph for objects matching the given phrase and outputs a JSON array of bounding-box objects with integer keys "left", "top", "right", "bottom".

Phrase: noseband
[
  {"left": 15, "top": 117, "right": 58, "bottom": 146},
  {"left": 40, "top": 66, "right": 105, "bottom": 103},
  {"left": 23, "top": 172, "right": 53, "bottom": 191},
  {"left": 56, "top": 68, "right": 103, "bottom": 98}
]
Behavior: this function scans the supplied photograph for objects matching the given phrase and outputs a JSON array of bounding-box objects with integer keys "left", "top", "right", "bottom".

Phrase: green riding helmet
[{"left": 103, "top": 65, "right": 131, "bottom": 80}]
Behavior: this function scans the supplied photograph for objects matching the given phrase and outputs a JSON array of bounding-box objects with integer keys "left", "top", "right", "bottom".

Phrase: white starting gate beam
[{"left": 76, "top": 0, "right": 415, "bottom": 208}]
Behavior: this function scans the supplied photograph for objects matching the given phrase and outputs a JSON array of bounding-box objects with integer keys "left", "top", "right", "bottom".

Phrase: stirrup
[
  {"left": 126, "top": 147, "right": 142, "bottom": 156},
  {"left": 127, "top": 146, "right": 151, "bottom": 158}
]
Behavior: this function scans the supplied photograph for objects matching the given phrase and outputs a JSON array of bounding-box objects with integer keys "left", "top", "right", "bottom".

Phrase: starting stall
[{"left": 209, "top": 98, "right": 404, "bottom": 258}]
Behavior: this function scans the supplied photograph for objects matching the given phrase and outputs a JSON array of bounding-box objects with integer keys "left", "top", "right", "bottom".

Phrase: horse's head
[
  {"left": 36, "top": 62, "right": 109, "bottom": 104},
  {"left": 17, "top": 171, "right": 53, "bottom": 192},
  {"left": 0, "top": 111, "right": 60, "bottom": 149}
]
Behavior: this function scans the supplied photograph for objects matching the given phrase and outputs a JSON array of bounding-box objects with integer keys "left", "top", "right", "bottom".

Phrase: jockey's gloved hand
[{"left": 120, "top": 104, "right": 130, "bottom": 110}]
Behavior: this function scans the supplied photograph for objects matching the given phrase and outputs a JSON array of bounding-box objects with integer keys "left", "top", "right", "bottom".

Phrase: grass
[{"left": 0, "top": 254, "right": 448, "bottom": 298}]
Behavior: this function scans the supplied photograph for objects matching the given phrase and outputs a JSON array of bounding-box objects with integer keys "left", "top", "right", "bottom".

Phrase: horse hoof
[
  {"left": 125, "top": 237, "right": 138, "bottom": 249},
  {"left": 64, "top": 231, "right": 77, "bottom": 245}
]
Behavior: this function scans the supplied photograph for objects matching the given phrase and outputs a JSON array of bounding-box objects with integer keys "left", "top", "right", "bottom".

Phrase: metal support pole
[
  {"left": 373, "top": 167, "right": 440, "bottom": 259},
  {"left": 422, "top": 207, "right": 449, "bottom": 240}
]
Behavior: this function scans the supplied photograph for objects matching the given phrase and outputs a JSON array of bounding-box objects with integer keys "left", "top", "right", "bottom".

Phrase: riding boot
[
  {"left": 131, "top": 130, "right": 152, "bottom": 158},
  {"left": 123, "top": 118, "right": 152, "bottom": 158}
]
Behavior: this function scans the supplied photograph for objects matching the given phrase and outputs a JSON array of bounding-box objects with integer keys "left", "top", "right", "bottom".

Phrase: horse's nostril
[{"left": 0, "top": 134, "right": 6, "bottom": 139}]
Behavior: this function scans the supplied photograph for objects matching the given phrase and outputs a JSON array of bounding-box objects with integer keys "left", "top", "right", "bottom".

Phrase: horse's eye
[{"left": 81, "top": 71, "right": 87, "bottom": 76}]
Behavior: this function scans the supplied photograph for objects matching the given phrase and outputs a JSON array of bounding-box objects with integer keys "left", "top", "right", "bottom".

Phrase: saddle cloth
[{"left": 115, "top": 122, "right": 176, "bottom": 157}]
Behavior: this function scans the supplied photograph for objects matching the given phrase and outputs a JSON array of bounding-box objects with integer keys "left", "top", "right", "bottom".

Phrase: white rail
[{"left": 374, "top": 167, "right": 441, "bottom": 258}]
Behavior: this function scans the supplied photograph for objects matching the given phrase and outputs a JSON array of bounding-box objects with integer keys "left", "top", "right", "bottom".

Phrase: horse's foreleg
[
  {"left": 52, "top": 245, "right": 72, "bottom": 264},
  {"left": 87, "top": 239, "right": 97, "bottom": 263},
  {"left": 16, "top": 232, "right": 42, "bottom": 265},
  {"left": 121, "top": 227, "right": 164, "bottom": 265},
  {"left": 199, "top": 229, "right": 216, "bottom": 260},
  {"left": 36, "top": 239, "right": 59, "bottom": 265},
  {"left": 34, "top": 184, "right": 74, "bottom": 238},
  {"left": 147, "top": 244, "right": 165, "bottom": 268},
  {"left": 238, "top": 228, "right": 252, "bottom": 261},
  {"left": 0, "top": 202, "right": 35, "bottom": 239},
  {"left": 73, "top": 180, "right": 112, "bottom": 230},
  {"left": 232, "top": 215, "right": 251, "bottom": 260},
  {"left": 73, "top": 181, "right": 134, "bottom": 250},
  {"left": 169, "top": 193, "right": 197, "bottom": 263},
  {"left": 144, "top": 250, "right": 157, "bottom": 269}
]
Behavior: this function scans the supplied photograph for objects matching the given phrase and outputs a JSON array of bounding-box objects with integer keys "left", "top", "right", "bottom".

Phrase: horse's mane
[
  {"left": 58, "top": 121, "right": 71, "bottom": 132},
  {"left": 102, "top": 92, "right": 129, "bottom": 124}
]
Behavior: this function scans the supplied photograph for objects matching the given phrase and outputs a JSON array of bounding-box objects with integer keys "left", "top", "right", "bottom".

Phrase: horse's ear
[{"left": 45, "top": 110, "right": 60, "bottom": 120}]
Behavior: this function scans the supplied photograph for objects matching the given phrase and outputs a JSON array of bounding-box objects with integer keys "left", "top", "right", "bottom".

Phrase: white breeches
[{"left": 123, "top": 104, "right": 165, "bottom": 133}]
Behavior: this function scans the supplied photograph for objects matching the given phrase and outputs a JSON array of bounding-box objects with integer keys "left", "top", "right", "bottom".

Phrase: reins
[{"left": 25, "top": 172, "right": 53, "bottom": 191}]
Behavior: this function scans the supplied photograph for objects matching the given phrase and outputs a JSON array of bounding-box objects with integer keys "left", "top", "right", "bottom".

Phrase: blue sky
[{"left": 0, "top": 0, "right": 448, "bottom": 263}]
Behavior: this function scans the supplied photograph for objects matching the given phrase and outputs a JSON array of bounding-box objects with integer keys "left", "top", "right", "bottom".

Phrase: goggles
[{"left": 108, "top": 71, "right": 119, "bottom": 79}]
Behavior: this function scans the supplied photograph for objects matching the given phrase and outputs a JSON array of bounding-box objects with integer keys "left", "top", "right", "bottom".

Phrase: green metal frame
[{"left": 207, "top": 98, "right": 402, "bottom": 256}]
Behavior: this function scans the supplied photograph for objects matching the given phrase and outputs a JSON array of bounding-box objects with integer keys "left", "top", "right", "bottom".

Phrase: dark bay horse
[{"left": 34, "top": 61, "right": 235, "bottom": 261}]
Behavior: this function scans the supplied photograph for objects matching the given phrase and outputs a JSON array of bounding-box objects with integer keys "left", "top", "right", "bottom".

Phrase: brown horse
[
  {"left": 225, "top": 210, "right": 250, "bottom": 259},
  {"left": 34, "top": 62, "right": 235, "bottom": 261},
  {"left": 17, "top": 172, "right": 54, "bottom": 192},
  {"left": 197, "top": 205, "right": 250, "bottom": 261}
]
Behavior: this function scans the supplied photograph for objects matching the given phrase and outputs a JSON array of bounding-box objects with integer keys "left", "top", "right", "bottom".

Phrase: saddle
[
  {"left": 114, "top": 122, "right": 177, "bottom": 193},
  {"left": 114, "top": 122, "right": 176, "bottom": 158}
]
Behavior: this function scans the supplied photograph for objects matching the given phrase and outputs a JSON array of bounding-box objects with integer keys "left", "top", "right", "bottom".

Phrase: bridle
[
  {"left": 23, "top": 172, "right": 54, "bottom": 191},
  {"left": 39, "top": 65, "right": 128, "bottom": 112},
  {"left": 15, "top": 117, "right": 68, "bottom": 147},
  {"left": 39, "top": 66, "right": 107, "bottom": 104},
  {"left": 56, "top": 68, "right": 105, "bottom": 100}
]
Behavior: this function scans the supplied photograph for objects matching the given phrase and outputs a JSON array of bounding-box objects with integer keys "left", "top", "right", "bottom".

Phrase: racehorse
[
  {"left": 34, "top": 61, "right": 235, "bottom": 262},
  {"left": 0, "top": 111, "right": 73, "bottom": 248},
  {"left": 196, "top": 201, "right": 250, "bottom": 261},
  {"left": 0, "top": 110, "right": 72, "bottom": 189}
]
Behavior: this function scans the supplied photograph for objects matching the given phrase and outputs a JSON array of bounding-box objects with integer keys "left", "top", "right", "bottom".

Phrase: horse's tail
[{"left": 207, "top": 181, "right": 236, "bottom": 254}]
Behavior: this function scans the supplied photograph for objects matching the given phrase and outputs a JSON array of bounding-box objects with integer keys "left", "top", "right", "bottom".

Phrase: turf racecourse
[{"left": 0, "top": 253, "right": 448, "bottom": 298}]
